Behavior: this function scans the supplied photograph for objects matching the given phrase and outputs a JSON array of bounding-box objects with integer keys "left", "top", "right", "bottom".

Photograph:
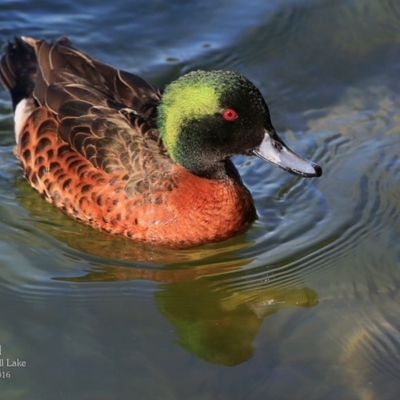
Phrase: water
[{"left": 1, "top": 0, "right": 400, "bottom": 398}]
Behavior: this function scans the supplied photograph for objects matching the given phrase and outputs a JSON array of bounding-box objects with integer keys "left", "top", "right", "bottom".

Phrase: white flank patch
[{"left": 14, "top": 98, "right": 34, "bottom": 144}]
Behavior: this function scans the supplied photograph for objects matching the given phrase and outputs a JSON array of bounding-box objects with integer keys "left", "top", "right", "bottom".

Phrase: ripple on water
[
  {"left": 320, "top": 262, "right": 400, "bottom": 398},
  {"left": 291, "top": 82, "right": 400, "bottom": 397}
]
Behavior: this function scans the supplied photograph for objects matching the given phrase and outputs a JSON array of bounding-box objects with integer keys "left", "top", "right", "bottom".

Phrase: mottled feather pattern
[{"left": 22, "top": 38, "right": 176, "bottom": 199}]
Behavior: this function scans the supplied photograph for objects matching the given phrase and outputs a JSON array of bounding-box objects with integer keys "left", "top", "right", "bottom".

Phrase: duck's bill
[{"left": 253, "top": 129, "right": 322, "bottom": 178}]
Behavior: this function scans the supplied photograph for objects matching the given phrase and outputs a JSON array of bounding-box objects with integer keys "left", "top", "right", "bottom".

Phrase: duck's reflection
[
  {"left": 57, "top": 262, "right": 318, "bottom": 366},
  {"left": 156, "top": 278, "right": 317, "bottom": 366}
]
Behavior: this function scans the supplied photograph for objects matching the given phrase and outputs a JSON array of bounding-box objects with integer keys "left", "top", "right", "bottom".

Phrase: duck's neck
[{"left": 182, "top": 158, "right": 243, "bottom": 181}]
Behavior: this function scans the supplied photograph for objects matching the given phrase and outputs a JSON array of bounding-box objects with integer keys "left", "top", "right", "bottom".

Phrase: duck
[{"left": 0, "top": 36, "right": 321, "bottom": 249}]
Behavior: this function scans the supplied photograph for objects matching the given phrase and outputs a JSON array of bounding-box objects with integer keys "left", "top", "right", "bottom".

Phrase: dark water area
[{"left": 1, "top": 0, "right": 400, "bottom": 399}]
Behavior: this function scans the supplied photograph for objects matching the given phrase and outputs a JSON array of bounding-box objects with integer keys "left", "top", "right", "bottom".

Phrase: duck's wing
[
  {"left": 28, "top": 36, "right": 162, "bottom": 117},
  {"left": 25, "top": 37, "right": 167, "bottom": 180}
]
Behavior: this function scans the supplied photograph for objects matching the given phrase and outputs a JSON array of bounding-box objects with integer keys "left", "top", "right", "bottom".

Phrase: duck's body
[{"left": 0, "top": 37, "right": 321, "bottom": 248}]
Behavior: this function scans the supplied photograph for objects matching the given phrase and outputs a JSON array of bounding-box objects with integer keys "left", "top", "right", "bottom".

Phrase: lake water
[{"left": 1, "top": 0, "right": 400, "bottom": 399}]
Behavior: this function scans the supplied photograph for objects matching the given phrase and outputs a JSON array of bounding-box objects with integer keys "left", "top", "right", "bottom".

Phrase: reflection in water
[
  {"left": 156, "top": 281, "right": 317, "bottom": 366},
  {"left": 57, "top": 262, "right": 318, "bottom": 366}
]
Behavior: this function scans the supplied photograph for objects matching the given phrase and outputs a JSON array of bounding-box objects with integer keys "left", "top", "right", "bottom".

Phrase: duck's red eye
[{"left": 222, "top": 109, "right": 238, "bottom": 121}]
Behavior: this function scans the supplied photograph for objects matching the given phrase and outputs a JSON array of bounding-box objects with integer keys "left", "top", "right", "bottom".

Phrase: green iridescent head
[{"left": 157, "top": 70, "right": 322, "bottom": 179}]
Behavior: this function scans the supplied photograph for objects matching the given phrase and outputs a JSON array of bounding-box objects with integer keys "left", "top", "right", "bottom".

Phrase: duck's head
[{"left": 158, "top": 70, "right": 322, "bottom": 179}]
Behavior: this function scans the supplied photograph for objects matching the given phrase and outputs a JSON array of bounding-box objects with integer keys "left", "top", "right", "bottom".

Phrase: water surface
[{"left": 1, "top": 0, "right": 400, "bottom": 399}]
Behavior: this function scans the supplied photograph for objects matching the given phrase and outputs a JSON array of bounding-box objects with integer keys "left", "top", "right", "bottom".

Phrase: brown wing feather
[
  {"left": 26, "top": 37, "right": 172, "bottom": 197},
  {"left": 31, "top": 38, "right": 162, "bottom": 114}
]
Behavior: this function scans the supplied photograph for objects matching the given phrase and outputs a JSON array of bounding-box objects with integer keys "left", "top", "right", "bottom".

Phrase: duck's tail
[
  {"left": 0, "top": 37, "right": 39, "bottom": 142},
  {"left": 0, "top": 37, "right": 37, "bottom": 111}
]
